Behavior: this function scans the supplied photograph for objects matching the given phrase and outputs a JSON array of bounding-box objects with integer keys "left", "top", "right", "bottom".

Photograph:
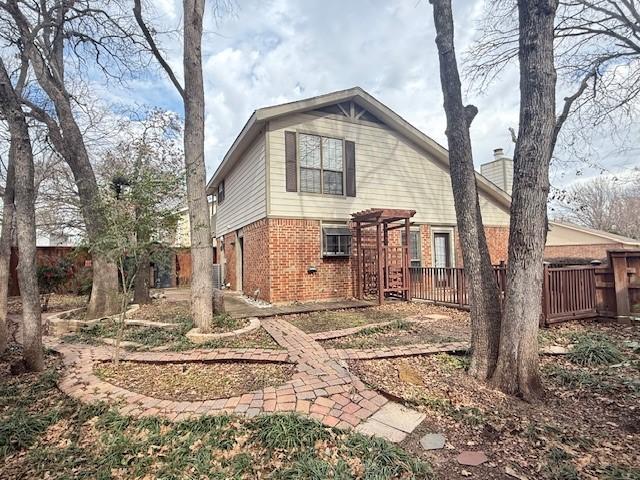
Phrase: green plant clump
[{"left": 568, "top": 334, "right": 624, "bottom": 366}]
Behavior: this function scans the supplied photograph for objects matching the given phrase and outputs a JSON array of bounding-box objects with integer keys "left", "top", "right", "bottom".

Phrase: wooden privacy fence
[
  {"left": 409, "top": 264, "right": 609, "bottom": 326},
  {"left": 543, "top": 266, "right": 598, "bottom": 324}
]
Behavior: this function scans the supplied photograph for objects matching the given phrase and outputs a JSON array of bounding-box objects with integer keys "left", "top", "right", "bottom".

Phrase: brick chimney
[{"left": 481, "top": 148, "right": 513, "bottom": 195}]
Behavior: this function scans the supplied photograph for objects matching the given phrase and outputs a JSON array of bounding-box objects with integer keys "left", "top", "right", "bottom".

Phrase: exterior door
[{"left": 433, "top": 233, "right": 451, "bottom": 268}]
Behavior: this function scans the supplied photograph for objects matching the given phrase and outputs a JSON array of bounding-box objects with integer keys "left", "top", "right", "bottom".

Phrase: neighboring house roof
[
  {"left": 206, "top": 87, "right": 512, "bottom": 211},
  {"left": 547, "top": 221, "right": 640, "bottom": 246}
]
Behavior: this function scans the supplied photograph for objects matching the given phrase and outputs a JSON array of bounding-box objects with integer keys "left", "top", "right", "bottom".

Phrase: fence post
[
  {"left": 541, "top": 262, "right": 550, "bottom": 327},
  {"left": 456, "top": 269, "right": 464, "bottom": 307},
  {"left": 610, "top": 252, "right": 631, "bottom": 319}
]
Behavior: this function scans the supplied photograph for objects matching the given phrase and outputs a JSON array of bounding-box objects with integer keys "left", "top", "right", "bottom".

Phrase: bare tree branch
[{"left": 132, "top": 0, "right": 185, "bottom": 99}]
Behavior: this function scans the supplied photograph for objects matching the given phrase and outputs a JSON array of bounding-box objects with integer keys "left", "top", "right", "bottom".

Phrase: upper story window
[
  {"left": 217, "top": 179, "right": 225, "bottom": 204},
  {"left": 299, "top": 133, "right": 344, "bottom": 195}
]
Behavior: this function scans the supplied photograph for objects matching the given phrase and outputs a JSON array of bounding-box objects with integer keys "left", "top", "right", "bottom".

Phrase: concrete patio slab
[
  {"left": 367, "top": 402, "right": 426, "bottom": 433},
  {"left": 355, "top": 418, "right": 407, "bottom": 443}
]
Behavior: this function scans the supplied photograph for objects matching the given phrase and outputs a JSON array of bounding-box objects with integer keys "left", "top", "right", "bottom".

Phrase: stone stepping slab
[
  {"left": 456, "top": 451, "right": 489, "bottom": 466},
  {"left": 420, "top": 433, "right": 446, "bottom": 450},
  {"left": 355, "top": 402, "right": 426, "bottom": 443}
]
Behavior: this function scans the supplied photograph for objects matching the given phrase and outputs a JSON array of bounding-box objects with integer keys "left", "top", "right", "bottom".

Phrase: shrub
[{"left": 568, "top": 334, "right": 624, "bottom": 366}]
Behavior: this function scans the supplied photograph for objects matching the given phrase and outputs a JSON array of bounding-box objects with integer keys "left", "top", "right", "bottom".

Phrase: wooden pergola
[{"left": 351, "top": 208, "right": 416, "bottom": 305}]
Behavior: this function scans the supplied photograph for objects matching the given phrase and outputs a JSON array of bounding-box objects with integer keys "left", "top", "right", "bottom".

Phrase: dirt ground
[
  {"left": 350, "top": 321, "right": 640, "bottom": 479},
  {"left": 323, "top": 316, "right": 469, "bottom": 349},
  {"left": 285, "top": 301, "right": 469, "bottom": 335},
  {"left": 7, "top": 293, "right": 87, "bottom": 314}
]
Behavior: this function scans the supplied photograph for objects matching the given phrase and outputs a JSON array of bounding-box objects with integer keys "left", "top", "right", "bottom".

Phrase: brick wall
[
  {"left": 419, "top": 224, "right": 432, "bottom": 266},
  {"left": 242, "top": 219, "right": 270, "bottom": 300},
  {"left": 269, "top": 218, "right": 353, "bottom": 303},
  {"left": 221, "top": 218, "right": 511, "bottom": 304},
  {"left": 544, "top": 243, "right": 623, "bottom": 262},
  {"left": 485, "top": 226, "right": 509, "bottom": 264},
  {"left": 453, "top": 226, "right": 510, "bottom": 267}
]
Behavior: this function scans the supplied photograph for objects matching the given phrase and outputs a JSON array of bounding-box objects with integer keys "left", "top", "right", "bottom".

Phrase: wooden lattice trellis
[{"left": 351, "top": 208, "right": 416, "bottom": 305}]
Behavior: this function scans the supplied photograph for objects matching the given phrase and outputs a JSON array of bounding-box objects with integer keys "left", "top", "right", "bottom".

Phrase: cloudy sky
[{"left": 99, "top": 0, "right": 635, "bottom": 188}]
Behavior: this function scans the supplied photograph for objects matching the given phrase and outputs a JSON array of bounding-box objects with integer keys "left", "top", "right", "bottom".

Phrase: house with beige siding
[{"left": 206, "top": 87, "right": 513, "bottom": 303}]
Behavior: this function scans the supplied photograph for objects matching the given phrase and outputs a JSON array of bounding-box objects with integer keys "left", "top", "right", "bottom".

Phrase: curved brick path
[
  {"left": 48, "top": 317, "right": 473, "bottom": 434},
  {"left": 48, "top": 318, "right": 399, "bottom": 429}
]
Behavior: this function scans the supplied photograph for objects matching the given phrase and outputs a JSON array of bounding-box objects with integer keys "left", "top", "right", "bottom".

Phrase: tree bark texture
[
  {"left": 0, "top": 59, "right": 44, "bottom": 371},
  {"left": 183, "top": 0, "right": 214, "bottom": 332},
  {"left": 491, "top": 0, "right": 558, "bottom": 399},
  {"left": 6, "top": 1, "right": 120, "bottom": 319},
  {"left": 431, "top": 0, "right": 503, "bottom": 379},
  {"left": 0, "top": 143, "right": 15, "bottom": 355}
]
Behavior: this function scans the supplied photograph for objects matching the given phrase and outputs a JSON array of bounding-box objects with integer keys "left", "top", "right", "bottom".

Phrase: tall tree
[
  {"left": 133, "top": 0, "right": 233, "bottom": 331},
  {"left": 0, "top": 0, "right": 142, "bottom": 319},
  {"left": 0, "top": 140, "right": 14, "bottom": 354},
  {"left": 491, "top": 0, "right": 558, "bottom": 399},
  {"left": 430, "top": 0, "right": 558, "bottom": 398},
  {"left": 0, "top": 57, "right": 43, "bottom": 371},
  {"left": 430, "top": 0, "right": 503, "bottom": 379}
]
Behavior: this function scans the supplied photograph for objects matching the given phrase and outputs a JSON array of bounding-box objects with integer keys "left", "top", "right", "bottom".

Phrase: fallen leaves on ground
[
  {"left": 349, "top": 321, "right": 639, "bottom": 479},
  {"left": 94, "top": 361, "right": 296, "bottom": 401}
]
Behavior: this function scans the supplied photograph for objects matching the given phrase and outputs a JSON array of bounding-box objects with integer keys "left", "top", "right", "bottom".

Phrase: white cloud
[{"left": 101, "top": 0, "right": 636, "bottom": 188}]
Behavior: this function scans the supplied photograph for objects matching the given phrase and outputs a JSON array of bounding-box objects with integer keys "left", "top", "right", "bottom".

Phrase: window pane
[
  {"left": 300, "top": 167, "right": 321, "bottom": 193},
  {"left": 323, "top": 170, "right": 343, "bottom": 195},
  {"left": 299, "top": 134, "right": 321, "bottom": 168},
  {"left": 322, "top": 137, "right": 343, "bottom": 171},
  {"left": 410, "top": 231, "right": 421, "bottom": 262},
  {"left": 340, "top": 235, "right": 351, "bottom": 255},
  {"left": 325, "top": 234, "right": 339, "bottom": 253}
]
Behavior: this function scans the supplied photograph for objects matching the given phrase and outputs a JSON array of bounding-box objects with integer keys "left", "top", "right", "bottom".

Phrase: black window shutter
[
  {"left": 285, "top": 131, "right": 297, "bottom": 192},
  {"left": 345, "top": 140, "right": 356, "bottom": 197}
]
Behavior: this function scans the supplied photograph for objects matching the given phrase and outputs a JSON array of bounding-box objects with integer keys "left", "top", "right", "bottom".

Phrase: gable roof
[
  {"left": 548, "top": 221, "right": 640, "bottom": 246},
  {"left": 206, "top": 87, "right": 512, "bottom": 211}
]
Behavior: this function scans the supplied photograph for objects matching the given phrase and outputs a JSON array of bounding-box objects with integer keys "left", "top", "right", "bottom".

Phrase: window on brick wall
[
  {"left": 401, "top": 229, "right": 422, "bottom": 267},
  {"left": 322, "top": 225, "right": 351, "bottom": 257}
]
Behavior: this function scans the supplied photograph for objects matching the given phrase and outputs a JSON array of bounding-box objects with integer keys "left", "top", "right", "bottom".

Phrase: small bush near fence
[{"left": 568, "top": 333, "right": 624, "bottom": 366}]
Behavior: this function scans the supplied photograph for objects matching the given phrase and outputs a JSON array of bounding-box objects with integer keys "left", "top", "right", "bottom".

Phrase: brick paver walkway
[
  {"left": 49, "top": 318, "right": 404, "bottom": 430},
  {"left": 49, "top": 310, "right": 571, "bottom": 442}
]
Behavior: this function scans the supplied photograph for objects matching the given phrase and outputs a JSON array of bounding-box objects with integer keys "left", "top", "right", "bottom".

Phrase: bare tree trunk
[
  {"left": 491, "top": 0, "right": 558, "bottom": 400},
  {"left": 0, "top": 59, "right": 44, "bottom": 371},
  {"left": 183, "top": 0, "right": 214, "bottom": 332},
  {"left": 431, "top": 0, "right": 502, "bottom": 379},
  {"left": 0, "top": 145, "right": 15, "bottom": 355},
  {"left": 5, "top": 0, "right": 120, "bottom": 320}
]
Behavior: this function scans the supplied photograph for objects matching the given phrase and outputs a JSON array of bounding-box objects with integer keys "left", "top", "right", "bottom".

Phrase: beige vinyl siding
[
  {"left": 215, "top": 133, "right": 266, "bottom": 235},
  {"left": 546, "top": 224, "right": 616, "bottom": 246},
  {"left": 267, "top": 112, "right": 510, "bottom": 225}
]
